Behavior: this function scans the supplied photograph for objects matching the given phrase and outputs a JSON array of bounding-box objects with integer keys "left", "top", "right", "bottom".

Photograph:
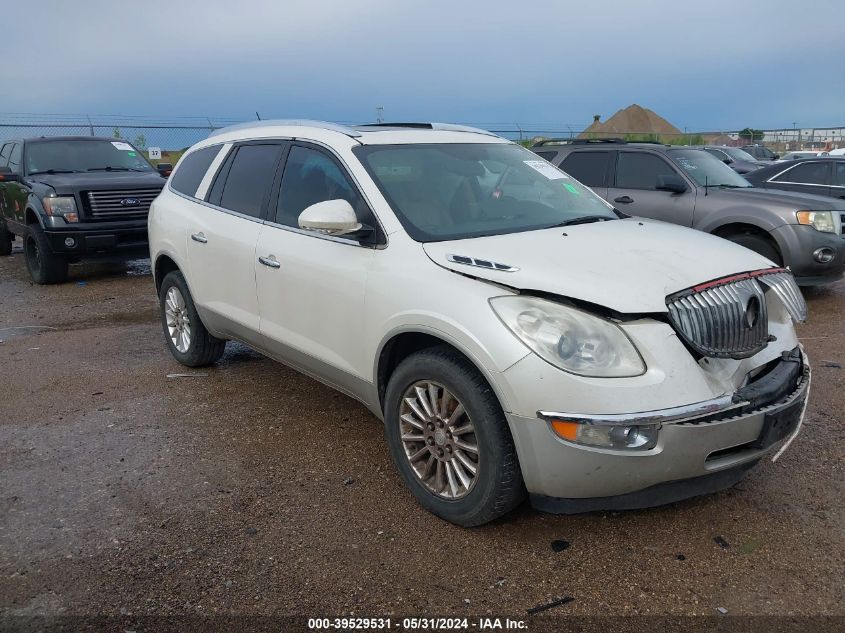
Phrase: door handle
[
  {"left": 258, "top": 255, "right": 281, "bottom": 269},
  {"left": 191, "top": 232, "right": 207, "bottom": 244},
  {"left": 613, "top": 196, "right": 634, "bottom": 204}
]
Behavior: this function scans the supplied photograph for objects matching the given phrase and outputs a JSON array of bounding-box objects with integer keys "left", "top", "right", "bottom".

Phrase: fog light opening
[
  {"left": 64, "top": 237, "right": 76, "bottom": 248},
  {"left": 813, "top": 247, "right": 834, "bottom": 264}
]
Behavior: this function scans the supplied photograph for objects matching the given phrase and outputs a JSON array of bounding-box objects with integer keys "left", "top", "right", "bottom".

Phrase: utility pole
[{"left": 376, "top": 106, "right": 384, "bottom": 124}]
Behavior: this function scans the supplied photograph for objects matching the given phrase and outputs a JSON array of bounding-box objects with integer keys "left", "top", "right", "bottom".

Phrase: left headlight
[
  {"left": 42, "top": 196, "right": 78, "bottom": 223},
  {"left": 796, "top": 210, "right": 835, "bottom": 233},
  {"left": 490, "top": 296, "right": 645, "bottom": 377}
]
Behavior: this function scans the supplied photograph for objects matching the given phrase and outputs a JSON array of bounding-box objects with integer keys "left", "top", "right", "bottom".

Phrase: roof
[
  {"left": 202, "top": 120, "right": 507, "bottom": 149},
  {"left": 21, "top": 135, "right": 126, "bottom": 143}
]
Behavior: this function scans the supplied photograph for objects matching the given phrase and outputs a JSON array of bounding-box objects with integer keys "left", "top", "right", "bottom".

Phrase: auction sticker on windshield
[
  {"left": 524, "top": 160, "right": 567, "bottom": 179},
  {"left": 111, "top": 141, "right": 134, "bottom": 151}
]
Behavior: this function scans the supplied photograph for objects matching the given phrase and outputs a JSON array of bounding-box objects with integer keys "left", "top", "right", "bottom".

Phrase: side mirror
[
  {"left": 156, "top": 163, "right": 173, "bottom": 178},
  {"left": 0, "top": 166, "right": 21, "bottom": 183},
  {"left": 655, "top": 174, "right": 688, "bottom": 194},
  {"left": 721, "top": 158, "right": 733, "bottom": 164},
  {"left": 771, "top": 154, "right": 780, "bottom": 160},
  {"left": 298, "top": 199, "right": 363, "bottom": 236}
]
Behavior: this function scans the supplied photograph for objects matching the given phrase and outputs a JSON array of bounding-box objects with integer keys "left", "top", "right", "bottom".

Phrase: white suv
[{"left": 149, "top": 121, "right": 810, "bottom": 526}]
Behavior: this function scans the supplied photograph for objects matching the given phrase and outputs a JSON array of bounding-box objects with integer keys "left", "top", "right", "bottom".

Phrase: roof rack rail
[
  {"left": 209, "top": 119, "right": 362, "bottom": 138},
  {"left": 356, "top": 122, "right": 500, "bottom": 137},
  {"left": 532, "top": 137, "right": 627, "bottom": 147}
]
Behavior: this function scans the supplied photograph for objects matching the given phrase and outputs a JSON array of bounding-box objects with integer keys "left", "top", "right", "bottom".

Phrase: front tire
[
  {"left": 0, "top": 220, "right": 12, "bottom": 256},
  {"left": 384, "top": 346, "right": 525, "bottom": 526},
  {"left": 158, "top": 270, "right": 226, "bottom": 367},
  {"left": 724, "top": 231, "right": 783, "bottom": 265},
  {"left": 25, "top": 224, "right": 68, "bottom": 284}
]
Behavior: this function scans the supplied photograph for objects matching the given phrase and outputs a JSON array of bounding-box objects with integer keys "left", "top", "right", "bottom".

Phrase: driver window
[
  {"left": 276, "top": 146, "right": 367, "bottom": 229},
  {"left": 615, "top": 152, "right": 677, "bottom": 190}
]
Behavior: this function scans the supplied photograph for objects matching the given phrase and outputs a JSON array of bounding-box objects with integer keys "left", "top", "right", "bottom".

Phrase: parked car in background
[
  {"left": 532, "top": 139, "right": 845, "bottom": 284},
  {"left": 828, "top": 148, "right": 845, "bottom": 156},
  {"left": 149, "top": 120, "right": 810, "bottom": 526},
  {"left": 744, "top": 157, "right": 845, "bottom": 201},
  {"left": 700, "top": 146, "right": 766, "bottom": 174},
  {"left": 778, "top": 151, "right": 823, "bottom": 162},
  {"left": 742, "top": 145, "right": 779, "bottom": 161},
  {"left": 0, "top": 137, "right": 168, "bottom": 283}
]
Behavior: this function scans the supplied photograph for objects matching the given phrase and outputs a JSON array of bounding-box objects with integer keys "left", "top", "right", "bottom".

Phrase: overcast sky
[{"left": 2, "top": 0, "right": 843, "bottom": 132}]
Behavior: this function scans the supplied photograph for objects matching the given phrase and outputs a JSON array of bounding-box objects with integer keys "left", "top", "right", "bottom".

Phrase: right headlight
[
  {"left": 489, "top": 296, "right": 645, "bottom": 378},
  {"left": 796, "top": 210, "right": 836, "bottom": 233}
]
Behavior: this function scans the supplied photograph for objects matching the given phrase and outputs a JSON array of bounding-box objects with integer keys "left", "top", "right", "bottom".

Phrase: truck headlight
[
  {"left": 42, "top": 196, "right": 79, "bottom": 223},
  {"left": 796, "top": 210, "right": 835, "bottom": 233},
  {"left": 490, "top": 296, "right": 645, "bottom": 377}
]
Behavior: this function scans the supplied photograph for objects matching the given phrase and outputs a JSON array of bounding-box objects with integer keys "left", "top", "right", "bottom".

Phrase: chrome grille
[
  {"left": 667, "top": 277, "right": 769, "bottom": 359},
  {"left": 84, "top": 188, "right": 161, "bottom": 219},
  {"left": 758, "top": 270, "right": 807, "bottom": 323}
]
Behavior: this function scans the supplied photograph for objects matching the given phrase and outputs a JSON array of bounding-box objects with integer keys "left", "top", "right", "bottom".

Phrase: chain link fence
[{"left": 2, "top": 114, "right": 843, "bottom": 157}]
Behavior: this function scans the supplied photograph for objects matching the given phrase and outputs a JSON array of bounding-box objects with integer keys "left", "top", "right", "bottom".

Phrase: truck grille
[
  {"left": 83, "top": 188, "right": 161, "bottom": 220},
  {"left": 666, "top": 269, "right": 806, "bottom": 359}
]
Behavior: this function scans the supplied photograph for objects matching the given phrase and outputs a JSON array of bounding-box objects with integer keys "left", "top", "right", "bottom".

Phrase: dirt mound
[{"left": 580, "top": 104, "right": 681, "bottom": 138}]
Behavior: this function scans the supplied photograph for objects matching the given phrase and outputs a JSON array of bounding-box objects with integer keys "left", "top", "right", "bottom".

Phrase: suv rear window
[
  {"left": 170, "top": 145, "right": 222, "bottom": 197},
  {"left": 773, "top": 162, "right": 829, "bottom": 185},
  {"left": 560, "top": 152, "right": 609, "bottom": 187},
  {"left": 214, "top": 144, "right": 283, "bottom": 218}
]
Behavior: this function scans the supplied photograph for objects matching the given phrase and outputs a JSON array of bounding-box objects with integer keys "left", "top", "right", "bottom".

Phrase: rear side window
[
  {"left": 8, "top": 144, "right": 22, "bottom": 172},
  {"left": 774, "top": 162, "right": 829, "bottom": 185},
  {"left": 0, "top": 143, "right": 11, "bottom": 167},
  {"left": 561, "top": 152, "right": 610, "bottom": 187},
  {"left": 214, "top": 144, "right": 284, "bottom": 218},
  {"left": 835, "top": 162, "right": 845, "bottom": 187},
  {"left": 615, "top": 152, "right": 676, "bottom": 189},
  {"left": 171, "top": 145, "right": 222, "bottom": 197}
]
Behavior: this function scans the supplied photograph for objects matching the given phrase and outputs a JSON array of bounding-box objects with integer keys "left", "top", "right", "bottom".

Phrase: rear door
[
  {"left": 833, "top": 162, "right": 845, "bottom": 200},
  {"left": 767, "top": 161, "right": 832, "bottom": 198},
  {"left": 558, "top": 150, "right": 611, "bottom": 199},
  {"left": 607, "top": 150, "right": 696, "bottom": 226},
  {"left": 186, "top": 141, "right": 285, "bottom": 341}
]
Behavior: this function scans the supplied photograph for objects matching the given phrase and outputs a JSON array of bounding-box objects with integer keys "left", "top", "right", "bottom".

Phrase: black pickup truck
[{"left": 0, "top": 136, "right": 170, "bottom": 283}]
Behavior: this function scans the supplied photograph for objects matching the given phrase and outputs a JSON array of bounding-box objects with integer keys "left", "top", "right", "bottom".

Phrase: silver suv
[
  {"left": 533, "top": 139, "right": 845, "bottom": 285},
  {"left": 149, "top": 121, "right": 809, "bottom": 526}
]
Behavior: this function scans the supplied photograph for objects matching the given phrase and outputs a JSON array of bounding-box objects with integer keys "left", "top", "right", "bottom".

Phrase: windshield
[
  {"left": 25, "top": 140, "right": 154, "bottom": 174},
  {"left": 353, "top": 143, "right": 618, "bottom": 241},
  {"left": 667, "top": 149, "right": 752, "bottom": 188},
  {"left": 722, "top": 147, "right": 757, "bottom": 162}
]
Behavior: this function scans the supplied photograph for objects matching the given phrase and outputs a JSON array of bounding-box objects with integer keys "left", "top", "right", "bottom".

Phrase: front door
[
  {"left": 186, "top": 142, "right": 285, "bottom": 340},
  {"left": 608, "top": 150, "right": 697, "bottom": 227},
  {"left": 255, "top": 143, "right": 378, "bottom": 397}
]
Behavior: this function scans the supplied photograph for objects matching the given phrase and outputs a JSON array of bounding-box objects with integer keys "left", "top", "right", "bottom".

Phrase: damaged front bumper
[{"left": 509, "top": 349, "right": 810, "bottom": 514}]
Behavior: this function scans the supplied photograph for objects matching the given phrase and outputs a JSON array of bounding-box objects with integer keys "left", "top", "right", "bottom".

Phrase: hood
[
  {"left": 708, "top": 186, "right": 845, "bottom": 210},
  {"left": 28, "top": 170, "right": 166, "bottom": 193},
  {"left": 422, "top": 218, "right": 776, "bottom": 313}
]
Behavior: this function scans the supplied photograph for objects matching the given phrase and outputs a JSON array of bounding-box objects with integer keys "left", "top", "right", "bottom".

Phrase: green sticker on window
[
  {"left": 128, "top": 151, "right": 137, "bottom": 156},
  {"left": 564, "top": 183, "right": 579, "bottom": 194}
]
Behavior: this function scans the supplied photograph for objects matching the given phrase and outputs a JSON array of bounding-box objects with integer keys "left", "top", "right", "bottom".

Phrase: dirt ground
[{"left": 1, "top": 238, "right": 843, "bottom": 629}]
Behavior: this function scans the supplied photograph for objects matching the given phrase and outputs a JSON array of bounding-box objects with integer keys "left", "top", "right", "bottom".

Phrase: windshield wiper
[
  {"left": 87, "top": 166, "right": 130, "bottom": 172},
  {"left": 552, "top": 215, "right": 615, "bottom": 227},
  {"left": 28, "top": 169, "right": 79, "bottom": 175},
  {"left": 717, "top": 184, "right": 751, "bottom": 188}
]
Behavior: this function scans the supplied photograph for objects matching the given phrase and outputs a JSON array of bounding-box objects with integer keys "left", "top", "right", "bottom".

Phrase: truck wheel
[
  {"left": 0, "top": 220, "right": 12, "bottom": 256},
  {"left": 159, "top": 270, "right": 226, "bottom": 367},
  {"left": 725, "top": 232, "right": 782, "bottom": 266},
  {"left": 384, "top": 346, "right": 525, "bottom": 526},
  {"left": 24, "top": 225, "right": 68, "bottom": 284}
]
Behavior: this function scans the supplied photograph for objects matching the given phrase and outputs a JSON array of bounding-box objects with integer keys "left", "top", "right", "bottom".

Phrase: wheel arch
[
  {"left": 24, "top": 207, "right": 44, "bottom": 227},
  {"left": 375, "top": 327, "right": 512, "bottom": 419},
  {"left": 153, "top": 252, "right": 181, "bottom": 294},
  {"left": 710, "top": 221, "right": 784, "bottom": 260}
]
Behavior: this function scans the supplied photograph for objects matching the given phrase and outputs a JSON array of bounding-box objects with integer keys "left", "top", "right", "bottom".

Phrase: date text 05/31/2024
[{"left": 307, "top": 617, "right": 528, "bottom": 630}]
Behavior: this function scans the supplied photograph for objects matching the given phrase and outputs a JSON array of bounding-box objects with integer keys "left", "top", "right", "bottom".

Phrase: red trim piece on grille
[{"left": 691, "top": 268, "right": 787, "bottom": 293}]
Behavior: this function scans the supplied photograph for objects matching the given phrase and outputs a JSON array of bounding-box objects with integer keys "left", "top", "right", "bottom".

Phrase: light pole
[{"left": 376, "top": 106, "right": 384, "bottom": 124}]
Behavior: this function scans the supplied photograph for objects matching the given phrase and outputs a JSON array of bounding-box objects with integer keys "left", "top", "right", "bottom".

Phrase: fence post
[{"left": 86, "top": 115, "right": 95, "bottom": 137}]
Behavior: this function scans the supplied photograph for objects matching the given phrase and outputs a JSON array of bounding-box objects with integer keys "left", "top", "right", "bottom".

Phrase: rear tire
[
  {"left": 159, "top": 270, "right": 226, "bottom": 367},
  {"left": 24, "top": 224, "right": 68, "bottom": 284},
  {"left": 0, "top": 220, "right": 12, "bottom": 256},
  {"left": 384, "top": 346, "right": 525, "bottom": 526},
  {"left": 724, "top": 231, "right": 782, "bottom": 266}
]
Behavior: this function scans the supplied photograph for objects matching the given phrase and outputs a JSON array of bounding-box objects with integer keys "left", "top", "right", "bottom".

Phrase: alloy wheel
[
  {"left": 399, "top": 380, "right": 480, "bottom": 499},
  {"left": 165, "top": 286, "right": 192, "bottom": 353}
]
